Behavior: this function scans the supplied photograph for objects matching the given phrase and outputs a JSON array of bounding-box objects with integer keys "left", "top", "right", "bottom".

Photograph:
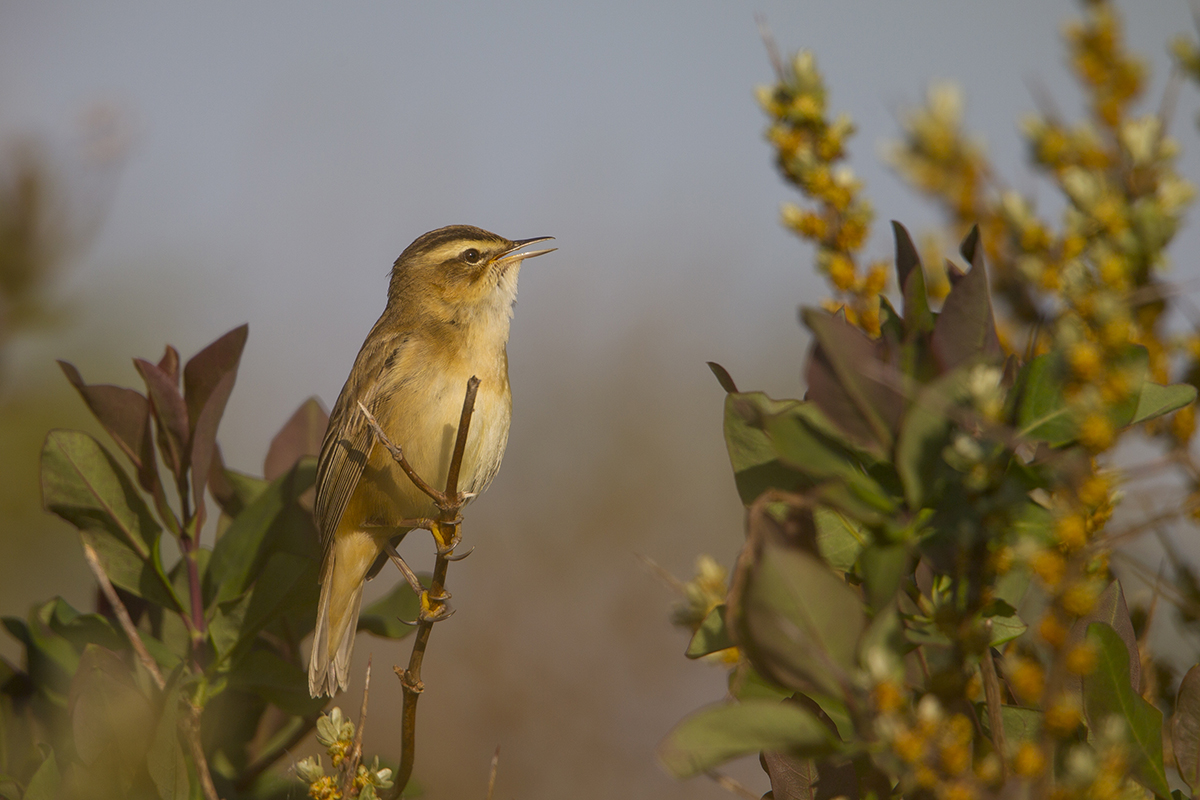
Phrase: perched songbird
[{"left": 308, "top": 225, "right": 553, "bottom": 697}]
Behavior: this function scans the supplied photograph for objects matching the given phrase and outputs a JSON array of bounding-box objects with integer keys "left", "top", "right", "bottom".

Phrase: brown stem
[
  {"left": 486, "top": 746, "right": 500, "bottom": 800},
  {"left": 341, "top": 658, "right": 372, "bottom": 798},
  {"left": 980, "top": 643, "right": 1007, "bottom": 779},
  {"left": 378, "top": 377, "right": 480, "bottom": 799},
  {"left": 186, "top": 702, "right": 222, "bottom": 800},
  {"left": 81, "top": 536, "right": 165, "bottom": 690},
  {"left": 82, "top": 535, "right": 222, "bottom": 800}
]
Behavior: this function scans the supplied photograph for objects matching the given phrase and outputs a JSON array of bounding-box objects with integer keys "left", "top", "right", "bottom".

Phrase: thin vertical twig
[
  {"left": 186, "top": 703, "right": 222, "bottom": 800},
  {"left": 485, "top": 746, "right": 500, "bottom": 800},
  {"left": 369, "top": 376, "right": 479, "bottom": 800},
  {"left": 980, "top": 643, "right": 1008, "bottom": 779},
  {"left": 81, "top": 538, "right": 165, "bottom": 690},
  {"left": 82, "top": 537, "right": 221, "bottom": 800},
  {"left": 341, "top": 658, "right": 372, "bottom": 797}
]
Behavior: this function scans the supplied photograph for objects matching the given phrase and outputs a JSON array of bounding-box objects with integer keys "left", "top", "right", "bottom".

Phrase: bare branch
[{"left": 81, "top": 538, "right": 165, "bottom": 690}]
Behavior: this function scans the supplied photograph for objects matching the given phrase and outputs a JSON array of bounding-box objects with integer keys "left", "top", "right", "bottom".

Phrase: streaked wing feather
[{"left": 314, "top": 328, "right": 405, "bottom": 561}]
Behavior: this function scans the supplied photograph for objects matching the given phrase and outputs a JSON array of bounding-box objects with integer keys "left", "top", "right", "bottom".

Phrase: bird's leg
[{"left": 383, "top": 542, "right": 427, "bottom": 599}]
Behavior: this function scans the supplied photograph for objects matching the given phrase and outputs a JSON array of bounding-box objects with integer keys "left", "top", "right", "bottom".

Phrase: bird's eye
[{"left": 462, "top": 248, "right": 481, "bottom": 264}]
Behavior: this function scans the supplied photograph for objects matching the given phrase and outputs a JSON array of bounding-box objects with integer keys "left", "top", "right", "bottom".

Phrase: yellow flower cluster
[
  {"left": 877, "top": 695, "right": 998, "bottom": 799},
  {"left": 671, "top": 554, "right": 739, "bottom": 664},
  {"left": 295, "top": 708, "right": 394, "bottom": 800},
  {"left": 1064, "top": 2, "right": 1144, "bottom": 129},
  {"left": 887, "top": 83, "right": 995, "bottom": 251},
  {"left": 888, "top": 0, "right": 1196, "bottom": 461},
  {"left": 758, "top": 51, "right": 886, "bottom": 334}
]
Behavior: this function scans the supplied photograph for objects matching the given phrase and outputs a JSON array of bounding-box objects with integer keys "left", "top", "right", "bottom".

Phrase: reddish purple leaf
[
  {"left": 157, "top": 345, "right": 180, "bottom": 386},
  {"left": 931, "top": 256, "right": 1001, "bottom": 372},
  {"left": 803, "top": 310, "right": 903, "bottom": 456},
  {"left": 183, "top": 324, "right": 249, "bottom": 532},
  {"left": 133, "top": 358, "right": 189, "bottom": 479},
  {"left": 264, "top": 397, "right": 329, "bottom": 480},
  {"left": 892, "top": 220, "right": 921, "bottom": 290},
  {"left": 58, "top": 361, "right": 161, "bottom": 496}
]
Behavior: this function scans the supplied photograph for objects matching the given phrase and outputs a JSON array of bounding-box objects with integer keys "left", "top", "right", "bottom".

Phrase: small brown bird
[{"left": 308, "top": 225, "right": 553, "bottom": 697}]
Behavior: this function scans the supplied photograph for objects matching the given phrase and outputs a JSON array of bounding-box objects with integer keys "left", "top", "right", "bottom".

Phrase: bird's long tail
[{"left": 309, "top": 531, "right": 379, "bottom": 697}]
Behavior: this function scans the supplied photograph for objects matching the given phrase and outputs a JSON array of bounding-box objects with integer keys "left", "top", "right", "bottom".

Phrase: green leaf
[
  {"left": 146, "top": 682, "right": 190, "bottom": 800},
  {"left": 209, "top": 466, "right": 269, "bottom": 519},
  {"left": 686, "top": 605, "right": 734, "bottom": 659},
  {"left": 1073, "top": 580, "right": 1140, "bottom": 693},
  {"left": 1131, "top": 382, "right": 1196, "bottom": 426},
  {"left": 209, "top": 592, "right": 252, "bottom": 661},
  {"left": 41, "top": 430, "right": 180, "bottom": 610},
  {"left": 857, "top": 544, "right": 908, "bottom": 611},
  {"left": 723, "top": 392, "right": 807, "bottom": 506},
  {"left": 987, "top": 613, "right": 1026, "bottom": 646},
  {"left": 358, "top": 579, "right": 423, "bottom": 640},
  {"left": 205, "top": 459, "right": 318, "bottom": 606},
  {"left": 22, "top": 750, "right": 60, "bottom": 800},
  {"left": 69, "top": 645, "right": 153, "bottom": 773},
  {"left": 730, "top": 662, "right": 793, "bottom": 703},
  {"left": 1083, "top": 623, "right": 1170, "bottom": 798},
  {"left": 1013, "top": 354, "right": 1076, "bottom": 446},
  {"left": 1173, "top": 665, "right": 1200, "bottom": 792},
  {"left": 896, "top": 369, "right": 969, "bottom": 509},
  {"left": 999, "top": 706, "right": 1041, "bottom": 753},
  {"left": 211, "top": 551, "right": 317, "bottom": 668},
  {"left": 858, "top": 604, "right": 906, "bottom": 684},
  {"left": 814, "top": 508, "right": 865, "bottom": 573},
  {"left": 228, "top": 649, "right": 326, "bottom": 718},
  {"left": 658, "top": 700, "right": 836, "bottom": 779},
  {"left": 731, "top": 539, "right": 865, "bottom": 698}
]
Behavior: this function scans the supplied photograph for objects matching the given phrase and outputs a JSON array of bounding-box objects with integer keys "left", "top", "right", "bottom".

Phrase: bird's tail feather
[{"left": 308, "top": 534, "right": 376, "bottom": 697}]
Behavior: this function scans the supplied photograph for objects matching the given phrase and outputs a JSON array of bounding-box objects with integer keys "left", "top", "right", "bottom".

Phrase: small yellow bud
[
  {"left": 1068, "top": 341, "right": 1103, "bottom": 382},
  {"left": 894, "top": 728, "right": 926, "bottom": 763},
  {"left": 1066, "top": 642, "right": 1099, "bottom": 676},
  {"left": 938, "top": 779, "right": 976, "bottom": 800},
  {"left": 1030, "top": 550, "right": 1066, "bottom": 589},
  {"left": 874, "top": 679, "right": 905, "bottom": 713},
  {"left": 1013, "top": 742, "right": 1046, "bottom": 777},
  {"left": 1078, "top": 413, "right": 1115, "bottom": 451},
  {"left": 827, "top": 253, "right": 857, "bottom": 291},
  {"left": 989, "top": 546, "right": 1014, "bottom": 575},
  {"left": 1045, "top": 696, "right": 1082, "bottom": 736},
  {"left": 1172, "top": 405, "right": 1197, "bottom": 442},
  {"left": 1062, "top": 580, "right": 1100, "bottom": 617},
  {"left": 1078, "top": 474, "right": 1111, "bottom": 508},
  {"left": 1056, "top": 514, "right": 1088, "bottom": 551},
  {"left": 1009, "top": 659, "right": 1045, "bottom": 705},
  {"left": 914, "top": 764, "right": 940, "bottom": 789},
  {"left": 1039, "top": 612, "right": 1069, "bottom": 648}
]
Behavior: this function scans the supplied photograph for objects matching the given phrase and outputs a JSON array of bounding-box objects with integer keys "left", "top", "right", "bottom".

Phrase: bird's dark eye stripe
[{"left": 462, "top": 248, "right": 481, "bottom": 263}]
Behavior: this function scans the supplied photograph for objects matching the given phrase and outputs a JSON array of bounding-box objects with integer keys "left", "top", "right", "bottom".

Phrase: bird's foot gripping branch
[{"left": 355, "top": 375, "right": 481, "bottom": 800}]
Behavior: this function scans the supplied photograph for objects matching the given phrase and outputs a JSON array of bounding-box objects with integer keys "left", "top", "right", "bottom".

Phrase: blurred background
[{"left": 1, "top": 2, "right": 1197, "bottom": 798}]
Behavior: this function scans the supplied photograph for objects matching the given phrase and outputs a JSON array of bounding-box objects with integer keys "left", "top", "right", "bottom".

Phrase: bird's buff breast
[{"left": 352, "top": 355, "right": 512, "bottom": 528}]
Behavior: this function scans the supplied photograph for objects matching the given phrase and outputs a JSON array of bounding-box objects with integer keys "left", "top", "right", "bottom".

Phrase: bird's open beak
[{"left": 498, "top": 236, "right": 556, "bottom": 264}]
